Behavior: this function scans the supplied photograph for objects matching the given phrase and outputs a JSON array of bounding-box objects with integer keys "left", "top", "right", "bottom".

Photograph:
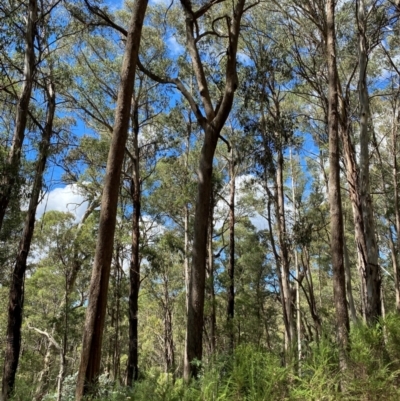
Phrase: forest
[{"left": 1, "top": 0, "right": 400, "bottom": 400}]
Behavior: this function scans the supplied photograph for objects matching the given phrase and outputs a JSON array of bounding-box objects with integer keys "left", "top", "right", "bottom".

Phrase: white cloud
[{"left": 36, "top": 184, "right": 88, "bottom": 222}]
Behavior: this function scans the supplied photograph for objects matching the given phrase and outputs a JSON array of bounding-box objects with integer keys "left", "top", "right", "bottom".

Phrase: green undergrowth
[{"left": 12, "top": 315, "right": 400, "bottom": 401}]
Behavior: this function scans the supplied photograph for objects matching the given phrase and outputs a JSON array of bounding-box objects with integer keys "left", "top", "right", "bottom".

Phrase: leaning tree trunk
[
  {"left": 357, "top": 0, "right": 381, "bottom": 323},
  {"left": 1, "top": 77, "right": 55, "bottom": 401},
  {"left": 0, "top": 0, "right": 37, "bottom": 231},
  {"left": 75, "top": 1, "right": 148, "bottom": 398},
  {"left": 126, "top": 98, "right": 141, "bottom": 386},
  {"left": 326, "top": 0, "right": 350, "bottom": 372}
]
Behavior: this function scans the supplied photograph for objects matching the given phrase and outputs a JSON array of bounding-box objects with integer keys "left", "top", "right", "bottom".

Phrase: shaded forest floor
[{"left": 12, "top": 315, "right": 400, "bottom": 401}]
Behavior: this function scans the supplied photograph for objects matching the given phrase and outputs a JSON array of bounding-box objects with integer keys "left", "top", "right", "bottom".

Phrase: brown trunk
[
  {"left": 1, "top": 77, "right": 55, "bottom": 401},
  {"left": 75, "top": 1, "right": 148, "bottom": 398},
  {"left": 0, "top": 0, "right": 37, "bottom": 230},
  {"left": 326, "top": 0, "right": 350, "bottom": 371},
  {"left": 227, "top": 148, "right": 235, "bottom": 351},
  {"left": 126, "top": 99, "right": 141, "bottom": 386},
  {"left": 184, "top": 127, "right": 218, "bottom": 379},
  {"left": 182, "top": 0, "right": 245, "bottom": 379}
]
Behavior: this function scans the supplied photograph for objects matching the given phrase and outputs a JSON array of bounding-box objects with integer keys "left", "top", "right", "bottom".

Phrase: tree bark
[
  {"left": 357, "top": 0, "right": 381, "bottom": 323},
  {"left": 182, "top": 0, "right": 246, "bottom": 380},
  {"left": 126, "top": 98, "right": 141, "bottom": 386},
  {"left": 0, "top": 0, "right": 37, "bottom": 231},
  {"left": 326, "top": 0, "right": 350, "bottom": 372},
  {"left": 276, "top": 146, "right": 295, "bottom": 349},
  {"left": 344, "top": 234, "right": 358, "bottom": 323},
  {"left": 75, "top": 0, "right": 148, "bottom": 398},
  {"left": 227, "top": 147, "right": 235, "bottom": 351},
  {"left": 392, "top": 106, "right": 400, "bottom": 312},
  {"left": 1, "top": 76, "right": 55, "bottom": 401}
]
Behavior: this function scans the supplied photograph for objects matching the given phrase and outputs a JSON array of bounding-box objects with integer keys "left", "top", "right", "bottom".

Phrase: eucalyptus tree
[
  {"left": 238, "top": 12, "right": 299, "bottom": 354},
  {"left": 0, "top": 1, "right": 79, "bottom": 398},
  {"left": 326, "top": 0, "right": 350, "bottom": 371},
  {"left": 0, "top": 0, "right": 37, "bottom": 231},
  {"left": 75, "top": 0, "right": 149, "bottom": 397},
  {"left": 138, "top": 0, "right": 251, "bottom": 378}
]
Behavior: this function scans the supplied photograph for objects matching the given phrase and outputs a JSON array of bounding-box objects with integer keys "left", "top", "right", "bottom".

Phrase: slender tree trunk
[
  {"left": 290, "top": 150, "right": 302, "bottom": 368},
  {"left": 75, "top": 1, "right": 148, "bottom": 398},
  {"left": 266, "top": 198, "right": 291, "bottom": 355},
  {"left": 34, "top": 332, "right": 54, "bottom": 401},
  {"left": 337, "top": 89, "right": 370, "bottom": 322},
  {"left": 301, "top": 247, "right": 322, "bottom": 339},
  {"left": 343, "top": 234, "right": 358, "bottom": 323},
  {"left": 357, "top": 0, "right": 381, "bottom": 323},
  {"left": 227, "top": 148, "right": 235, "bottom": 351},
  {"left": 207, "top": 191, "right": 216, "bottom": 355},
  {"left": 1, "top": 77, "right": 55, "bottom": 401},
  {"left": 0, "top": 0, "right": 37, "bottom": 231},
  {"left": 276, "top": 147, "right": 295, "bottom": 348},
  {"left": 184, "top": 117, "right": 191, "bottom": 314},
  {"left": 126, "top": 99, "right": 141, "bottom": 386},
  {"left": 326, "top": 0, "right": 350, "bottom": 372},
  {"left": 392, "top": 107, "right": 400, "bottom": 312}
]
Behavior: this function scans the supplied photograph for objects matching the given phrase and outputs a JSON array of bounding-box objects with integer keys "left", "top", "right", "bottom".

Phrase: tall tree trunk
[
  {"left": 126, "top": 99, "right": 141, "bottom": 386},
  {"left": 326, "top": 0, "right": 350, "bottom": 372},
  {"left": 266, "top": 198, "right": 291, "bottom": 355},
  {"left": 357, "top": 0, "right": 381, "bottom": 323},
  {"left": 392, "top": 104, "right": 400, "bottom": 311},
  {"left": 184, "top": 121, "right": 191, "bottom": 314},
  {"left": 75, "top": 1, "right": 148, "bottom": 398},
  {"left": 0, "top": 0, "right": 37, "bottom": 231},
  {"left": 276, "top": 147, "right": 295, "bottom": 349},
  {"left": 338, "top": 114, "right": 369, "bottom": 321},
  {"left": 0, "top": 0, "right": 37, "bottom": 230},
  {"left": 1, "top": 77, "right": 55, "bottom": 401},
  {"left": 290, "top": 150, "right": 302, "bottom": 368},
  {"left": 182, "top": 0, "right": 245, "bottom": 379},
  {"left": 185, "top": 127, "right": 218, "bottom": 379},
  {"left": 227, "top": 147, "right": 235, "bottom": 351}
]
